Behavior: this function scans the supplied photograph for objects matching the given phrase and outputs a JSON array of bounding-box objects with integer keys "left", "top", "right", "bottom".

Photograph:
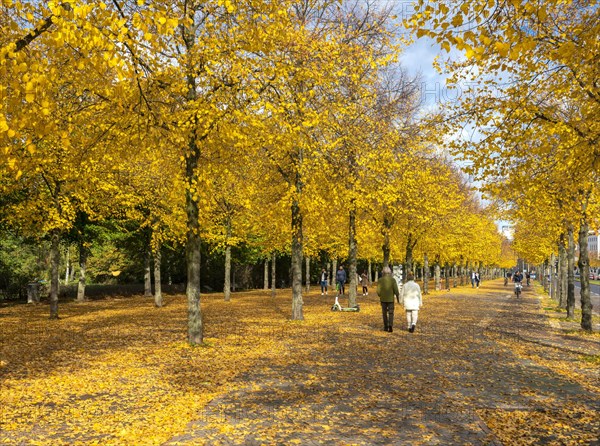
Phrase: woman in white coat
[{"left": 400, "top": 272, "right": 422, "bottom": 333}]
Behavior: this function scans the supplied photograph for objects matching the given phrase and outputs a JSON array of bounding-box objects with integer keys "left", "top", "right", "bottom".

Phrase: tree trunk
[
  {"left": 550, "top": 252, "right": 557, "bottom": 301},
  {"left": 578, "top": 216, "right": 593, "bottom": 331},
  {"left": 183, "top": 15, "right": 203, "bottom": 345},
  {"left": 232, "top": 263, "right": 236, "bottom": 292},
  {"left": 154, "top": 248, "right": 162, "bottom": 308},
  {"left": 332, "top": 258, "right": 338, "bottom": 288},
  {"left": 264, "top": 258, "right": 269, "bottom": 290},
  {"left": 64, "top": 247, "right": 70, "bottom": 284},
  {"left": 144, "top": 251, "right": 153, "bottom": 297},
  {"left": 305, "top": 256, "right": 310, "bottom": 293},
  {"left": 452, "top": 264, "right": 457, "bottom": 288},
  {"left": 434, "top": 255, "right": 441, "bottom": 291},
  {"left": 405, "top": 232, "right": 415, "bottom": 283},
  {"left": 77, "top": 242, "right": 88, "bottom": 302},
  {"left": 348, "top": 207, "right": 358, "bottom": 308},
  {"left": 567, "top": 225, "right": 575, "bottom": 318},
  {"left": 185, "top": 139, "right": 203, "bottom": 345},
  {"left": 558, "top": 234, "right": 567, "bottom": 308},
  {"left": 381, "top": 212, "right": 391, "bottom": 268},
  {"left": 291, "top": 198, "right": 304, "bottom": 320},
  {"left": 49, "top": 230, "right": 60, "bottom": 319},
  {"left": 224, "top": 245, "right": 231, "bottom": 301},
  {"left": 271, "top": 252, "right": 276, "bottom": 298},
  {"left": 368, "top": 260, "right": 372, "bottom": 285},
  {"left": 423, "top": 253, "right": 429, "bottom": 295},
  {"left": 444, "top": 262, "right": 450, "bottom": 290},
  {"left": 542, "top": 259, "right": 549, "bottom": 293}
]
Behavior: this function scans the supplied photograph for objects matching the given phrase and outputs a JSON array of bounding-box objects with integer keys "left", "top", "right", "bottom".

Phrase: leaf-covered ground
[{"left": 1, "top": 280, "right": 599, "bottom": 445}]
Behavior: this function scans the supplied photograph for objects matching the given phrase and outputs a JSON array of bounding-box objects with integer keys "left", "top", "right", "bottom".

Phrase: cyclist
[
  {"left": 504, "top": 271, "right": 511, "bottom": 287},
  {"left": 513, "top": 270, "right": 523, "bottom": 297}
]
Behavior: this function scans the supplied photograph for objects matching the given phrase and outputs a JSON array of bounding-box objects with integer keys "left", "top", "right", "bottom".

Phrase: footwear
[
  {"left": 321, "top": 293, "right": 324, "bottom": 295},
  {"left": 409, "top": 324, "right": 415, "bottom": 333},
  {"left": 383, "top": 326, "right": 388, "bottom": 332},
  {"left": 387, "top": 326, "right": 393, "bottom": 333}
]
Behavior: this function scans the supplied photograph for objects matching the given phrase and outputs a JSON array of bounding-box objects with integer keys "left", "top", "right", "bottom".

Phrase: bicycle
[{"left": 514, "top": 282, "right": 522, "bottom": 298}]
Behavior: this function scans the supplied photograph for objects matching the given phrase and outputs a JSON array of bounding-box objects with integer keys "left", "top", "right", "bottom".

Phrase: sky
[
  {"left": 400, "top": 37, "right": 449, "bottom": 114},
  {"left": 400, "top": 36, "right": 512, "bottom": 236}
]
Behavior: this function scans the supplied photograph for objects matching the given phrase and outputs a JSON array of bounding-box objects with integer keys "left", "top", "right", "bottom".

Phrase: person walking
[
  {"left": 320, "top": 268, "right": 329, "bottom": 295},
  {"left": 471, "top": 271, "right": 476, "bottom": 288},
  {"left": 475, "top": 272, "right": 480, "bottom": 288},
  {"left": 400, "top": 272, "right": 423, "bottom": 333},
  {"left": 361, "top": 271, "right": 369, "bottom": 296},
  {"left": 377, "top": 266, "right": 400, "bottom": 332},
  {"left": 336, "top": 265, "right": 347, "bottom": 297}
]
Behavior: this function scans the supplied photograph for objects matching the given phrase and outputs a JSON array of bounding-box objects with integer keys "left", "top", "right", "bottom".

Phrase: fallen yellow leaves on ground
[
  {"left": 1, "top": 282, "right": 598, "bottom": 445},
  {"left": 0, "top": 292, "right": 293, "bottom": 445}
]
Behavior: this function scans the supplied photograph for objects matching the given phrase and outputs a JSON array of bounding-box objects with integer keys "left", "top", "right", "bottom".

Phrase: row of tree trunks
[{"left": 546, "top": 219, "right": 593, "bottom": 332}]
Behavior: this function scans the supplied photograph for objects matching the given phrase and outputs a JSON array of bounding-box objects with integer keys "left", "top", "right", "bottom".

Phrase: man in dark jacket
[
  {"left": 336, "top": 265, "right": 347, "bottom": 296},
  {"left": 377, "top": 266, "right": 400, "bottom": 332}
]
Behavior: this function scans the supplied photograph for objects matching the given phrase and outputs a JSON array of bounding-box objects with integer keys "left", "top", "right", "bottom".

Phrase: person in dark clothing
[
  {"left": 513, "top": 271, "right": 523, "bottom": 283},
  {"left": 377, "top": 266, "right": 400, "bottom": 333},
  {"left": 336, "top": 265, "right": 347, "bottom": 296}
]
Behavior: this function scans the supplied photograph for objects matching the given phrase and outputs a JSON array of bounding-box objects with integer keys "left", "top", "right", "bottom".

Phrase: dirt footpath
[{"left": 164, "top": 282, "right": 600, "bottom": 445}]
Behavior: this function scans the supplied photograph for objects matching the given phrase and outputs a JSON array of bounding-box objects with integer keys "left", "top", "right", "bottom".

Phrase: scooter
[{"left": 331, "top": 295, "right": 360, "bottom": 312}]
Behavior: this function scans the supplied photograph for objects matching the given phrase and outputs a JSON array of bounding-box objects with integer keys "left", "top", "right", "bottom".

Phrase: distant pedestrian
[
  {"left": 471, "top": 271, "right": 476, "bottom": 288},
  {"left": 361, "top": 271, "right": 369, "bottom": 296},
  {"left": 475, "top": 272, "right": 480, "bottom": 288},
  {"left": 377, "top": 266, "right": 400, "bottom": 332},
  {"left": 336, "top": 265, "right": 347, "bottom": 296},
  {"left": 320, "top": 268, "right": 328, "bottom": 295},
  {"left": 401, "top": 272, "right": 423, "bottom": 333}
]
